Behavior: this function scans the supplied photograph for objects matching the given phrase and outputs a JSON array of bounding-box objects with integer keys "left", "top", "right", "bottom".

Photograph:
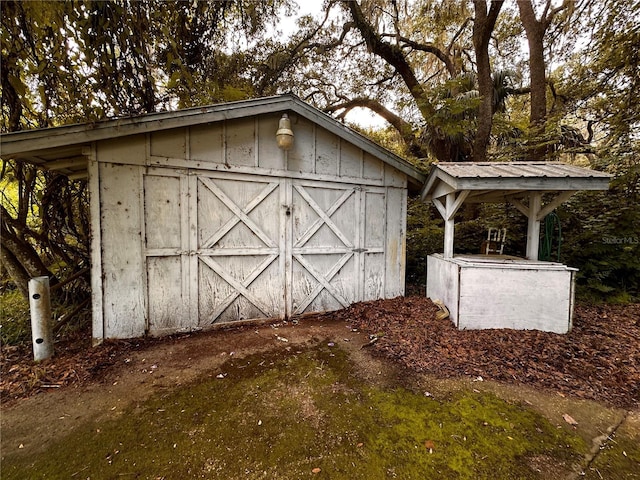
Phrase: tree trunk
[
  {"left": 345, "top": 0, "right": 433, "bottom": 118},
  {"left": 472, "top": 1, "right": 504, "bottom": 163},
  {"left": 0, "top": 245, "right": 30, "bottom": 298},
  {"left": 517, "top": 0, "right": 548, "bottom": 160},
  {"left": 0, "top": 223, "right": 56, "bottom": 296}
]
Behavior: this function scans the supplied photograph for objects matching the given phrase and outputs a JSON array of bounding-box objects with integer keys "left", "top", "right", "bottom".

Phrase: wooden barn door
[
  {"left": 195, "top": 172, "right": 285, "bottom": 325},
  {"left": 144, "top": 169, "right": 388, "bottom": 333},
  {"left": 289, "top": 180, "right": 387, "bottom": 316},
  {"left": 143, "top": 170, "right": 193, "bottom": 334}
]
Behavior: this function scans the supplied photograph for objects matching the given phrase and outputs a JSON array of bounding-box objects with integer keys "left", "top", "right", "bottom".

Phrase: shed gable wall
[
  {"left": 93, "top": 113, "right": 409, "bottom": 339},
  {"left": 143, "top": 115, "right": 399, "bottom": 187}
]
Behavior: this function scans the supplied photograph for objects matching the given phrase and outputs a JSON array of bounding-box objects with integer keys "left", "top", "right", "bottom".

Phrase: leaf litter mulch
[
  {"left": 339, "top": 297, "right": 639, "bottom": 409},
  {"left": 1, "top": 297, "right": 638, "bottom": 409}
]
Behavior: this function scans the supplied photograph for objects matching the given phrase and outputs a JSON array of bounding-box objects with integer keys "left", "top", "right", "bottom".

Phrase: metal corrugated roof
[
  {"left": 435, "top": 162, "right": 611, "bottom": 180},
  {"left": 421, "top": 162, "right": 611, "bottom": 202}
]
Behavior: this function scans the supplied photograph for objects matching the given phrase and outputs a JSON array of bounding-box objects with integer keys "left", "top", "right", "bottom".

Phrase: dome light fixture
[{"left": 276, "top": 113, "right": 294, "bottom": 150}]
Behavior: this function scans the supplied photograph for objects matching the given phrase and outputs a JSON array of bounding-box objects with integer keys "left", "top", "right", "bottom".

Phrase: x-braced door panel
[
  {"left": 196, "top": 175, "right": 285, "bottom": 324},
  {"left": 290, "top": 181, "right": 386, "bottom": 315}
]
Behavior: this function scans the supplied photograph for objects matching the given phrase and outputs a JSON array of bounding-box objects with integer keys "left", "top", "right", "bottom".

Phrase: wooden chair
[{"left": 481, "top": 227, "right": 507, "bottom": 255}]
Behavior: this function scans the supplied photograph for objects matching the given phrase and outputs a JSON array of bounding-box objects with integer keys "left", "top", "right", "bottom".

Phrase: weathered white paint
[
  {"left": 136, "top": 168, "right": 399, "bottom": 334},
  {"left": 38, "top": 100, "right": 417, "bottom": 340},
  {"left": 87, "top": 109, "right": 411, "bottom": 339},
  {"left": 29, "top": 276, "right": 54, "bottom": 361},
  {"left": 526, "top": 192, "right": 542, "bottom": 260},
  {"left": 384, "top": 188, "right": 406, "bottom": 298},
  {"left": 88, "top": 153, "right": 104, "bottom": 345},
  {"left": 1, "top": 96, "right": 426, "bottom": 188},
  {"left": 427, "top": 254, "right": 576, "bottom": 333},
  {"left": 0, "top": 96, "right": 422, "bottom": 341},
  {"left": 426, "top": 255, "right": 460, "bottom": 325},
  {"left": 97, "top": 161, "right": 146, "bottom": 338}
]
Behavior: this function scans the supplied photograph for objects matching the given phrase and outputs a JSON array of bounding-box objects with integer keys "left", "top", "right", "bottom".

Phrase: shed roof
[
  {"left": 0, "top": 94, "right": 425, "bottom": 188},
  {"left": 421, "top": 162, "right": 611, "bottom": 203}
]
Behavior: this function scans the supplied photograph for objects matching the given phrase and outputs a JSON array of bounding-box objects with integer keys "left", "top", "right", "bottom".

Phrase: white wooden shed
[
  {"left": 1, "top": 95, "right": 425, "bottom": 341},
  {"left": 421, "top": 162, "right": 611, "bottom": 333}
]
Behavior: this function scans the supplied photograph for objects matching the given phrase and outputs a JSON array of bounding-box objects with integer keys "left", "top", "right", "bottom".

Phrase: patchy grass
[{"left": 2, "top": 343, "right": 591, "bottom": 479}]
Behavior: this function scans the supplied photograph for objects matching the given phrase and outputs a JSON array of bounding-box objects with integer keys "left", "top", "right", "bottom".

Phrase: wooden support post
[
  {"left": 29, "top": 276, "right": 54, "bottom": 361},
  {"left": 88, "top": 156, "right": 104, "bottom": 346},
  {"left": 437, "top": 190, "right": 469, "bottom": 259},
  {"left": 526, "top": 192, "right": 542, "bottom": 260},
  {"left": 443, "top": 192, "right": 456, "bottom": 258}
]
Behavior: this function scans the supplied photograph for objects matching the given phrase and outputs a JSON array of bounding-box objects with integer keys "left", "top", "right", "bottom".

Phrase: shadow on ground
[{"left": 3, "top": 328, "right": 638, "bottom": 479}]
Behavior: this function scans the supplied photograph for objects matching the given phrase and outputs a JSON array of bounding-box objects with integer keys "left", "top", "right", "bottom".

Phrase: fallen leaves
[
  {"left": 562, "top": 414, "right": 579, "bottom": 426},
  {"left": 424, "top": 440, "right": 435, "bottom": 453},
  {"left": 1, "top": 297, "right": 638, "bottom": 411},
  {"left": 343, "top": 297, "right": 640, "bottom": 409}
]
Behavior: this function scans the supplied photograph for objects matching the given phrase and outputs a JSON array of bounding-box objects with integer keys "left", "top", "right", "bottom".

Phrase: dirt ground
[{"left": 1, "top": 297, "right": 639, "bottom": 477}]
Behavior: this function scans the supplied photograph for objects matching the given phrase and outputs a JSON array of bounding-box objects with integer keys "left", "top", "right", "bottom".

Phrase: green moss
[
  {"left": 584, "top": 429, "right": 640, "bottom": 478},
  {"left": 3, "top": 343, "right": 588, "bottom": 479}
]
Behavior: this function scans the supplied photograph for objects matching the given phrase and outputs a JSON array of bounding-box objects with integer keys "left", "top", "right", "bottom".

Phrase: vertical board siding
[
  {"left": 98, "top": 135, "right": 146, "bottom": 165},
  {"left": 384, "top": 163, "right": 407, "bottom": 187},
  {"left": 257, "top": 116, "right": 283, "bottom": 170},
  {"left": 144, "top": 175, "right": 182, "bottom": 249},
  {"left": 364, "top": 254, "right": 385, "bottom": 300},
  {"left": 94, "top": 116, "right": 411, "bottom": 339},
  {"left": 225, "top": 118, "right": 255, "bottom": 167},
  {"left": 364, "top": 190, "right": 386, "bottom": 300},
  {"left": 147, "top": 256, "right": 188, "bottom": 331},
  {"left": 287, "top": 116, "right": 315, "bottom": 173},
  {"left": 384, "top": 188, "right": 406, "bottom": 298},
  {"left": 99, "top": 162, "right": 146, "bottom": 338},
  {"left": 189, "top": 123, "right": 224, "bottom": 163},
  {"left": 364, "top": 192, "right": 385, "bottom": 247},
  {"left": 143, "top": 173, "right": 190, "bottom": 335},
  {"left": 339, "top": 140, "right": 362, "bottom": 178},
  {"left": 150, "top": 129, "right": 186, "bottom": 159},
  {"left": 88, "top": 156, "right": 104, "bottom": 344},
  {"left": 195, "top": 174, "right": 283, "bottom": 325},
  {"left": 363, "top": 153, "right": 384, "bottom": 180},
  {"left": 315, "top": 127, "right": 339, "bottom": 176}
]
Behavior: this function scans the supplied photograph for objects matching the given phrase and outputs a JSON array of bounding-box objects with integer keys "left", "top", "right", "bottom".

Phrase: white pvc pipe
[{"left": 29, "top": 276, "right": 54, "bottom": 361}]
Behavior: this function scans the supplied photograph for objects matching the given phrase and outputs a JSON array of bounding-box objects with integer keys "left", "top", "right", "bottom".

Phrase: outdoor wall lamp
[{"left": 276, "top": 113, "right": 294, "bottom": 150}]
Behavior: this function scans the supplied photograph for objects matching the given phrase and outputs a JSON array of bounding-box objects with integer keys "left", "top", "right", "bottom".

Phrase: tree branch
[
  {"left": 325, "top": 97, "right": 424, "bottom": 157},
  {"left": 344, "top": 0, "right": 433, "bottom": 117},
  {"left": 382, "top": 34, "right": 455, "bottom": 76}
]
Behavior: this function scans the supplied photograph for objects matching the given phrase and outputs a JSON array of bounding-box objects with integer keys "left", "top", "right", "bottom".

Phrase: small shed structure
[
  {"left": 421, "top": 162, "right": 611, "bottom": 333},
  {"left": 1, "top": 95, "right": 425, "bottom": 341}
]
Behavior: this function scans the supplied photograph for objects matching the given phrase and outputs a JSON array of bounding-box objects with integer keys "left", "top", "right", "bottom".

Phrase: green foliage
[
  {"left": 0, "top": 289, "right": 30, "bottom": 345},
  {"left": 558, "top": 182, "right": 640, "bottom": 303},
  {"left": 1, "top": 0, "right": 294, "bottom": 130},
  {"left": 405, "top": 197, "right": 443, "bottom": 286}
]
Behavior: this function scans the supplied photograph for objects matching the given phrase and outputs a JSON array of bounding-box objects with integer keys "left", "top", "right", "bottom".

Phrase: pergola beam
[{"left": 536, "top": 190, "right": 577, "bottom": 221}]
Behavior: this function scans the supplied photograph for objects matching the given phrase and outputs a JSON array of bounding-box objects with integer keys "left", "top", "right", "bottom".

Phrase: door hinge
[{"left": 352, "top": 248, "right": 368, "bottom": 253}]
